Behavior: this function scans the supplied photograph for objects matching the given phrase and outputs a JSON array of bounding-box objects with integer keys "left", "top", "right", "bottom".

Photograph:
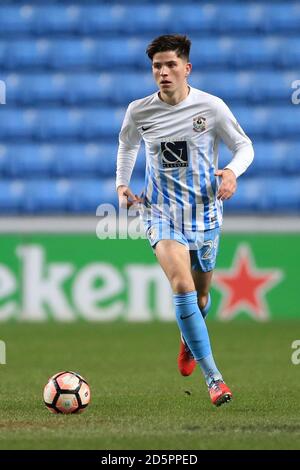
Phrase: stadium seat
[
  {"left": 4, "top": 40, "right": 50, "bottom": 70},
  {"left": 69, "top": 179, "right": 117, "bottom": 213},
  {"left": 213, "top": 4, "right": 265, "bottom": 33},
  {"left": 32, "top": 6, "right": 81, "bottom": 35},
  {"left": 0, "top": 145, "right": 10, "bottom": 176},
  {"left": 0, "top": 105, "right": 298, "bottom": 143},
  {"left": 277, "top": 39, "right": 300, "bottom": 68},
  {"left": 53, "top": 144, "right": 117, "bottom": 177},
  {"left": 224, "top": 178, "right": 269, "bottom": 213},
  {"left": 0, "top": 1, "right": 299, "bottom": 215},
  {"left": 7, "top": 145, "right": 56, "bottom": 177},
  {"left": 4, "top": 70, "right": 297, "bottom": 106},
  {"left": 3, "top": 37, "right": 300, "bottom": 71},
  {"left": 263, "top": 178, "right": 300, "bottom": 212},
  {"left": 0, "top": 6, "right": 34, "bottom": 35},
  {"left": 262, "top": 4, "right": 300, "bottom": 33},
  {"left": 24, "top": 179, "right": 72, "bottom": 213},
  {"left": 231, "top": 106, "right": 300, "bottom": 139},
  {"left": 0, "top": 180, "right": 25, "bottom": 213},
  {"left": 1, "top": 4, "right": 299, "bottom": 37}
]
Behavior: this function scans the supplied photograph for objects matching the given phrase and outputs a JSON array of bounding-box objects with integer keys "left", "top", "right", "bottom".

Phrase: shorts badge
[{"left": 148, "top": 226, "right": 157, "bottom": 242}]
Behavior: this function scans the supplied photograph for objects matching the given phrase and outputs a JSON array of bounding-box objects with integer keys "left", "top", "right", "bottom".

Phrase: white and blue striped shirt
[{"left": 116, "top": 86, "right": 253, "bottom": 231}]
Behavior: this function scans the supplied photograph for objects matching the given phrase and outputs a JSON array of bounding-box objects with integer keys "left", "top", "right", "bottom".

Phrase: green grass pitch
[{"left": 0, "top": 320, "right": 299, "bottom": 450}]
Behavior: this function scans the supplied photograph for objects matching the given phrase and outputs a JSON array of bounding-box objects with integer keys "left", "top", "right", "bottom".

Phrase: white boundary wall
[{"left": 0, "top": 216, "right": 299, "bottom": 233}]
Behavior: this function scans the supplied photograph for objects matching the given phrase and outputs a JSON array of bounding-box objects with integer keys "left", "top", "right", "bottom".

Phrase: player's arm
[
  {"left": 215, "top": 99, "right": 254, "bottom": 200},
  {"left": 116, "top": 104, "right": 142, "bottom": 208}
]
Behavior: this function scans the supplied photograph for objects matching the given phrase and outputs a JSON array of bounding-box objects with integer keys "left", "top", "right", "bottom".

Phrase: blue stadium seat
[
  {"left": 0, "top": 180, "right": 25, "bottom": 213},
  {"left": 5, "top": 40, "right": 51, "bottom": 70},
  {"left": 70, "top": 179, "right": 117, "bottom": 213},
  {"left": 0, "top": 145, "right": 10, "bottom": 176},
  {"left": 231, "top": 106, "right": 300, "bottom": 139},
  {"left": 7, "top": 145, "right": 56, "bottom": 177},
  {"left": 5, "top": 71, "right": 297, "bottom": 106},
  {"left": 247, "top": 72, "right": 299, "bottom": 103},
  {"left": 277, "top": 39, "right": 300, "bottom": 68},
  {"left": 98, "top": 39, "right": 149, "bottom": 69},
  {"left": 0, "top": 110, "right": 39, "bottom": 139},
  {"left": 48, "top": 40, "right": 98, "bottom": 70},
  {"left": 225, "top": 177, "right": 300, "bottom": 213},
  {"left": 250, "top": 142, "right": 300, "bottom": 175},
  {"left": 111, "top": 73, "right": 156, "bottom": 104},
  {"left": 0, "top": 106, "right": 299, "bottom": 142},
  {"left": 224, "top": 178, "right": 269, "bottom": 213},
  {"left": 2, "top": 4, "right": 298, "bottom": 37},
  {"left": 70, "top": 177, "right": 145, "bottom": 213},
  {"left": 79, "top": 109, "right": 125, "bottom": 140},
  {"left": 3, "top": 37, "right": 300, "bottom": 71},
  {"left": 5, "top": 74, "right": 66, "bottom": 104},
  {"left": 191, "top": 38, "right": 292, "bottom": 69},
  {"left": 32, "top": 6, "right": 81, "bottom": 35},
  {"left": 0, "top": 6, "right": 34, "bottom": 35},
  {"left": 263, "top": 5, "right": 300, "bottom": 33},
  {"left": 213, "top": 4, "right": 265, "bottom": 33},
  {"left": 80, "top": 5, "right": 129, "bottom": 34},
  {"left": 0, "top": 142, "right": 146, "bottom": 180},
  {"left": 263, "top": 178, "right": 300, "bottom": 212},
  {"left": 53, "top": 144, "right": 117, "bottom": 176},
  {"left": 0, "top": 108, "right": 125, "bottom": 141},
  {"left": 24, "top": 179, "right": 72, "bottom": 213},
  {"left": 219, "top": 141, "right": 300, "bottom": 177},
  {"left": 0, "top": 2, "right": 299, "bottom": 216}
]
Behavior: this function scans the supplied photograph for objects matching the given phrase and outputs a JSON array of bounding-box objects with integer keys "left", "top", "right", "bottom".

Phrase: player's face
[{"left": 152, "top": 50, "right": 192, "bottom": 95}]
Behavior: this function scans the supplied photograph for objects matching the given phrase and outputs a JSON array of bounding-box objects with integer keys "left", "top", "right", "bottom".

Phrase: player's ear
[{"left": 185, "top": 62, "right": 192, "bottom": 76}]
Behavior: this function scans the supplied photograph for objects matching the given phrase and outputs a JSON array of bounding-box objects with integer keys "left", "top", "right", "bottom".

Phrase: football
[{"left": 43, "top": 371, "right": 91, "bottom": 414}]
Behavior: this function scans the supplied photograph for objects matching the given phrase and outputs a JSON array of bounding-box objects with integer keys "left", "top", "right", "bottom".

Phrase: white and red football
[{"left": 43, "top": 371, "right": 91, "bottom": 414}]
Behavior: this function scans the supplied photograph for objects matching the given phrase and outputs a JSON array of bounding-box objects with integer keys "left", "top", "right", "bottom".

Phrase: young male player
[{"left": 116, "top": 34, "right": 254, "bottom": 407}]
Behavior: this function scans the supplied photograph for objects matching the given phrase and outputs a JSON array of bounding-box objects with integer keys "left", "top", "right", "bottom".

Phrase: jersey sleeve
[
  {"left": 116, "top": 103, "right": 142, "bottom": 189},
  {"left": 215, "top": 99, "right": 254, "bottom": 178}
]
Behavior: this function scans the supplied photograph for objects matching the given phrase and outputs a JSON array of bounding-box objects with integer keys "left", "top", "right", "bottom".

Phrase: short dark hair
[{"left": 146, "top": 34, "right": 191, "bottom": 61}]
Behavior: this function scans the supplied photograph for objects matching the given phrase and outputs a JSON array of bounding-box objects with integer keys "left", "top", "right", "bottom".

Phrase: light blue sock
[{"left": 174, "top": 291, "right": 222, "bottom": 385}]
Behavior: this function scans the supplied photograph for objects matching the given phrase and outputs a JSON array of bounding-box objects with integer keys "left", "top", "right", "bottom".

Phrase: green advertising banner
[{"left": 0, "top": 234, "right": 298, "bottom": 321}]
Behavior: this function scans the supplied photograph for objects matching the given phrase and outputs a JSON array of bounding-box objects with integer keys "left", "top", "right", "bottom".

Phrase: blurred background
[{"left": 0, "top": 0, "right": 299, "bottom": 322}]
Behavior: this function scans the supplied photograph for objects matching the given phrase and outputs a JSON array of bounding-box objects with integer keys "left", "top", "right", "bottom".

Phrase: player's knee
[{"left": 172, "top": 277, "right": 194, "bottom": 294}]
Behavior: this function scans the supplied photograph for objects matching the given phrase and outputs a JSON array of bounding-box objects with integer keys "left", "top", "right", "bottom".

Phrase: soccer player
[{"left": 116, "top": 34, "right": 254, "bottom": 407}]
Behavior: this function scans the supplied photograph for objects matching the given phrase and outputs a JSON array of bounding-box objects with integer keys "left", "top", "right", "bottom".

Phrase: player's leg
[
  {"left": 154, "top": 239, "right": 194, "bottom": 293},
  {"left": 189, "top": 227, "right": 232, "bottom": 405},
  {"left": 189, "top": 226, "right": 221, "bottom": 317},
  {"left": 155, "top": 239, "right": 229, "bottom": 406},
  {"left": 176, "top": 233, "right": 215, "bottom": 378},
  {"left": 191, "top": 269, "right": 213, "bottom": 318},
  {"left": 177, "top": 270, "right": 213, "bottom": 377}
]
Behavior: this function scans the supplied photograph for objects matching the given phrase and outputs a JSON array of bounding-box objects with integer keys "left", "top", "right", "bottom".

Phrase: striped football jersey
[{"left": 117, "top": 86, "right": 252, "bottom": 231}]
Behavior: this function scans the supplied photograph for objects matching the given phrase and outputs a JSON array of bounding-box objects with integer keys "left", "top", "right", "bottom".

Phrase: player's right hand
[{"left": 117, "top": 185, "right": 141, "bottom": 209}]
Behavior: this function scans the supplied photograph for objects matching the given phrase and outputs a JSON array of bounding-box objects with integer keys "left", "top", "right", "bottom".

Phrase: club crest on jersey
[{"left": 193, "top": 115, "right": 206, "bottom": 132}]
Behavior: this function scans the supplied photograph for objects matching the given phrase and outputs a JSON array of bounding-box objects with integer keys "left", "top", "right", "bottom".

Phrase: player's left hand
[{"left": 215, "top": 168, "right": 237, "bottom": 200}]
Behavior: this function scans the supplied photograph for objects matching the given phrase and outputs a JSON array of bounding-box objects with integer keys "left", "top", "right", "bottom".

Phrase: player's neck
[{"left": 159, "top": 84, "right": 190, "bottom": 106}]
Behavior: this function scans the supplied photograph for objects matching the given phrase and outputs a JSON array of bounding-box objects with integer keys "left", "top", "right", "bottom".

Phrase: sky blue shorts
[{"left": 145, "top": 220, "right": 221, "bottom": 272}]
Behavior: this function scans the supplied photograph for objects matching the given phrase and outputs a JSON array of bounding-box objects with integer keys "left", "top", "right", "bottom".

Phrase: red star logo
[{"left": 213, "top": 244, "right": 283, "bottom": 321}]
